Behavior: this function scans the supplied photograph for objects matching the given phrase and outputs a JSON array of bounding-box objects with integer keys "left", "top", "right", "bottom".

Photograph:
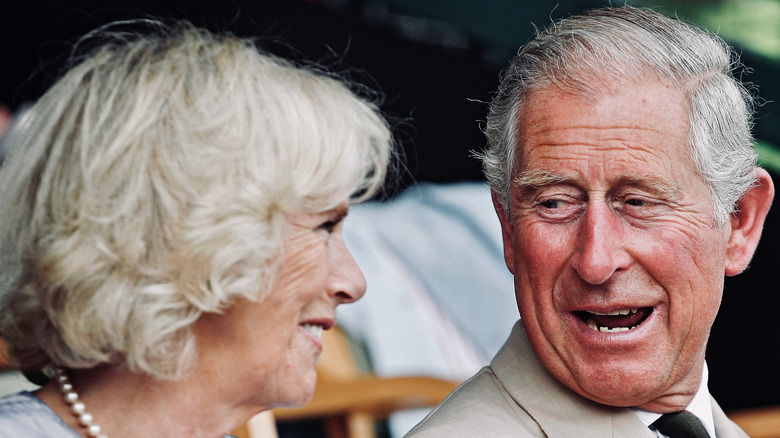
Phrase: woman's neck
[{"left": 35, "top": 364, "right": 256, "bottom": 438}]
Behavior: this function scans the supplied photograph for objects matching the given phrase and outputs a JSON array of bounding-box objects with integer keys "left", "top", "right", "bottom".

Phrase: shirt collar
[{"left": 631, "top": 362, "right": 716, "bottom": 437}]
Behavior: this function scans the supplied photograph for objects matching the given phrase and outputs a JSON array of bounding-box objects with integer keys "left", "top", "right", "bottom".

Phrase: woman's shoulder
[
  {"left": 0, "top": 392, "right": 245, "bottom": 438},
  {"left": 0, "top": 391, "right": 80, "bottom": 437}
]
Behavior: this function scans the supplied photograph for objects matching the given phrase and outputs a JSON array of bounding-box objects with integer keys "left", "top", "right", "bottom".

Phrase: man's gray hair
[{"left": 483, "top": 6, "right": 758, "bottom": 226}]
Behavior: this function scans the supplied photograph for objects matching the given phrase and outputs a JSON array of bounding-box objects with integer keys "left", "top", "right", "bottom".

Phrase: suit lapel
[{"left": 491, "top": 322, "right": 656, "bottom": 437}]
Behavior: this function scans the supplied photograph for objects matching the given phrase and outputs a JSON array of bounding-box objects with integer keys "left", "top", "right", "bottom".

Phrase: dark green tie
[{"left": 652, "top": 411, "right": 711, "bottom": 438}]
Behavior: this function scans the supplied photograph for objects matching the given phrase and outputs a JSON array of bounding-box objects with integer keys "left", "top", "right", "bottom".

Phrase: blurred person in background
[{"left": 0, "top": 105, "right": 13, "bottom": 167}]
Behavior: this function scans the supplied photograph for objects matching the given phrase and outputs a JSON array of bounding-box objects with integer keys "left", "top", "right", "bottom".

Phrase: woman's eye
[{"left": 318, "top": 220, "right": 338, "bottom": 234}]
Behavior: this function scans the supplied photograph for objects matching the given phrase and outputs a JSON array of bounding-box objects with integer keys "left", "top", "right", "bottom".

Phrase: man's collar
[{"left": 631, "top": 362, "right": 716, "bottom": 437}]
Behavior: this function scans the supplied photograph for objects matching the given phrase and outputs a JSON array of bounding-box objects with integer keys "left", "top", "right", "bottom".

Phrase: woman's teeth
[{"left": 302, "top": 323, "right": 323, "bottom": 340}]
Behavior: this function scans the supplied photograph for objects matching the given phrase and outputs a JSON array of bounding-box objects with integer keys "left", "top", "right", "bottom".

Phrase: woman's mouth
[
  {"left": 575, "top": 307, "right": 653, "bottom": 333},
  {"left": 301, "top": 323, "right": 324, "bottom": 341}
]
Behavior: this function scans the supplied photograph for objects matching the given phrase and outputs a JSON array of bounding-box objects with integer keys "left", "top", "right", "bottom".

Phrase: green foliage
[{"left": 756, "top": 140, "right": 780, "bottom": 174}]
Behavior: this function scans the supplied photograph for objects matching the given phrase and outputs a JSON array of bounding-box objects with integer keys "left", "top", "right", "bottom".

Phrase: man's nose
[
  {"left": 327, "top": 238, "right": 367, "bottom": 304},
  {"left": 570, "top": 203, "right": 631, "bottom": 284}
]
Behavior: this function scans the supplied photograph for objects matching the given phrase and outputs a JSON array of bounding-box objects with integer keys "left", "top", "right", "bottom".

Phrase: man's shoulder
[{"left": 404, "top": 366, "right": 544, "bottom": 437}]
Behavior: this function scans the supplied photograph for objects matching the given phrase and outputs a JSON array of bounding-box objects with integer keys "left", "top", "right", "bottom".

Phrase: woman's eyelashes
[{"left": 318, "top": 219, "right": 339, "bottom": 234}]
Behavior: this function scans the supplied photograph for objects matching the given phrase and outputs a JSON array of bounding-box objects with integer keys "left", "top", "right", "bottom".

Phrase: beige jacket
[{"left": 405, "top": 321, "right": 748, "bottom": 438}]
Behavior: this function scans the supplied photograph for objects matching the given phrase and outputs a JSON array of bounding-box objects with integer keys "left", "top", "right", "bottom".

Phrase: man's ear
[
  {"left": 725, "top": 168, "right": 775, "bottom": 276},
  {"left": 492, "top": 190, "right": 516, "bottom": 274}
]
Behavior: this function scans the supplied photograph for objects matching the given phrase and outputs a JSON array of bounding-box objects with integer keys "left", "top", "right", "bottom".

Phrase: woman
[{"left": 0, "top": 20, "right": 392, "bottom": 437}]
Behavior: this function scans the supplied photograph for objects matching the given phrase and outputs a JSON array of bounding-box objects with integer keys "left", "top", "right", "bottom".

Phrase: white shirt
[{"left": 632, "top": 363, "right": 716, "bottom": 437}]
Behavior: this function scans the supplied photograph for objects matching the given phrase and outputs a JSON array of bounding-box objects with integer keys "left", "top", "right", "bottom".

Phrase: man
[{"left": 405, "top": 6, "right": 774, "bottom": 438}]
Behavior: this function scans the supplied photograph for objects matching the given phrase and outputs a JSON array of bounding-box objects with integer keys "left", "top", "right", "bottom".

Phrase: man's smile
[{"left": 574, "top": 307, "right": 653, "bottom": 333}]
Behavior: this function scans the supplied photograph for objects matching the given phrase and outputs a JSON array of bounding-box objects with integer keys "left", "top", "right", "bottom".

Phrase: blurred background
[{"left": 0, "top": 0, "right": 777, "bottom": 427}]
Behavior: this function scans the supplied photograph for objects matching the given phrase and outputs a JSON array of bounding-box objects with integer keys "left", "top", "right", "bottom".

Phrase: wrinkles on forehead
[
  {"left": 519, "top": 128, "right": 678, "bottom": 168},
  {"left": 513, "top": 80, "right": 695, "bottom": 183}
]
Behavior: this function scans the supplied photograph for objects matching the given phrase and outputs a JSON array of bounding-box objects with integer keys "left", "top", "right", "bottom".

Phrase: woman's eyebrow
[{"left": 330, "top": 203, "right": 350, "bottom": 222}]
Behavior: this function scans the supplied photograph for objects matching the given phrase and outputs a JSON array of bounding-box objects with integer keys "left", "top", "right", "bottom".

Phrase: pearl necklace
[{"left": 54, "top": 368, "right": 109, "bottom": 438}]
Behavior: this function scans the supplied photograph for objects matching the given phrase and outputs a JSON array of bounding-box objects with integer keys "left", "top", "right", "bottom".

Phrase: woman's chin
[{"left": 274, "top": 368, "right": 318, "bottom": 409}]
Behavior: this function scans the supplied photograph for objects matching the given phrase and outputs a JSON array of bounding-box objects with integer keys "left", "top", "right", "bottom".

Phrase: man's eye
[
  {"left": 625, "top": 198, "right": 647, "bottom": 207},
  {"left": 623, "top": 197, "right": 661, "bottom": 208},
  {"left": 535, "top": 197, "right": 582, "bottom": 221},
  {"left": 540, "top": 199, "right": 565, "bottom": 209},
  {"left": 615, "top": 196, "right": 669, "bottom": 220}
]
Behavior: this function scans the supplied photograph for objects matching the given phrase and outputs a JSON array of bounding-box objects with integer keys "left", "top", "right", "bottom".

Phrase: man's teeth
[
  {"left": 585, "top": 308, "right": 641, "bottom": 333},
  {"left": 586, "top": 320, "right": 635, "bottom": 333},
  {"left": 302, "top": 323, "right": 323, "bottom": 340},
  {"left": 588, "top": 320, "right": 636, "bottom": 333},
  {"left": 589, "top": 308, "right": 638, "bottom": 316}
]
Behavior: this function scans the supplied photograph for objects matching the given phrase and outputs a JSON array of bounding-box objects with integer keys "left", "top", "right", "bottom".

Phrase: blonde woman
[{"left": 0, "top": 20, "right": 392, "bottom": 438}]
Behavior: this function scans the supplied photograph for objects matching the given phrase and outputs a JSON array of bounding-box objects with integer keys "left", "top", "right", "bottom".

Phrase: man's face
[{"left": 497, "top": 81, "right": 732, "bottom": 412}]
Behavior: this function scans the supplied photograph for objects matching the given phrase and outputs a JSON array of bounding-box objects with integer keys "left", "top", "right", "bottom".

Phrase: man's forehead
[
  {"left": 519, "top": 82, "right": 688, "bottom": 134},
  {"left": 513, "top": 80, "right": 694, "bottom": 173}
]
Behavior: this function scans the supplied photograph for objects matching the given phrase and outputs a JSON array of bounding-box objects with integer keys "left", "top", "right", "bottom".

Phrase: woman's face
[{"left": 194, "top": 202, "right": 365, "bottom": 411}]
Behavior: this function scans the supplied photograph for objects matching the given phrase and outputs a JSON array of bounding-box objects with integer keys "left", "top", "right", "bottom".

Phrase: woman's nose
[{"left": 327, "top": 238, "right": 367, "bottom": 304}]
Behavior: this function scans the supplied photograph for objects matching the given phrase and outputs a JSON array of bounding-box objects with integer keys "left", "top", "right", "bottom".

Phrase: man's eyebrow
[
  {"left": 512, "top": 170, "right": 683, "bottom": 198},
  {"left": 513, "top": 170, "right": 570, "bottom": 191}
]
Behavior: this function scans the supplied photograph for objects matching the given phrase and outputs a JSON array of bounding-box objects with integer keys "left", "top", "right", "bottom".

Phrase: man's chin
[
  {"left": 567, "top": 375, "right": 695, "bottom": 412},
  {"left": 574, "top": 384, "right": 653, "bottom": 408},
  {"left": 561, "top": 367, "right": 668, "bottom": 408},
  {"left": 632, "top": 394, "right": 698, "bottom": 413}
]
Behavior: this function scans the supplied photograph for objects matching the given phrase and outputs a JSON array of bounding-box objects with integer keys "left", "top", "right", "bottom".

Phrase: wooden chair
[
  {"left": 233, "top": 325, "right": 460, "bottom": 438},
  {"left": 728, "top": 405, "right": 780, "bottom": 438}
]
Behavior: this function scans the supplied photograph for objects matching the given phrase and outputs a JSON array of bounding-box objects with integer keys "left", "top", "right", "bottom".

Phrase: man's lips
[{"left": 574, "top": 307, "right": 653, "bottom": 333}]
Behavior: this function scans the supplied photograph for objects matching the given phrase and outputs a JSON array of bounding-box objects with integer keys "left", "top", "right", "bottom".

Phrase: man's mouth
[{"left": 575, "top": 308, "right": 653, "bottom": 333}]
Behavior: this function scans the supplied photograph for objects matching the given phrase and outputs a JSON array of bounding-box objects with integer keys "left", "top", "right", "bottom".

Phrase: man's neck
[{"left": 632, "top": 362, "right": 716, "bottom": 437}]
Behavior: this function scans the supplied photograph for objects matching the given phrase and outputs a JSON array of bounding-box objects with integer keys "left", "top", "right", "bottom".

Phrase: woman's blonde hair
[{"left": 0, "top": 20, "right": 392, "bottom": 380}]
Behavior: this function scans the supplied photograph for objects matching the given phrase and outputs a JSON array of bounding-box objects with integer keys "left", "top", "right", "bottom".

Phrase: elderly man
[{"left": 405, "top": 6, "right": 774, "bottom": 438}]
